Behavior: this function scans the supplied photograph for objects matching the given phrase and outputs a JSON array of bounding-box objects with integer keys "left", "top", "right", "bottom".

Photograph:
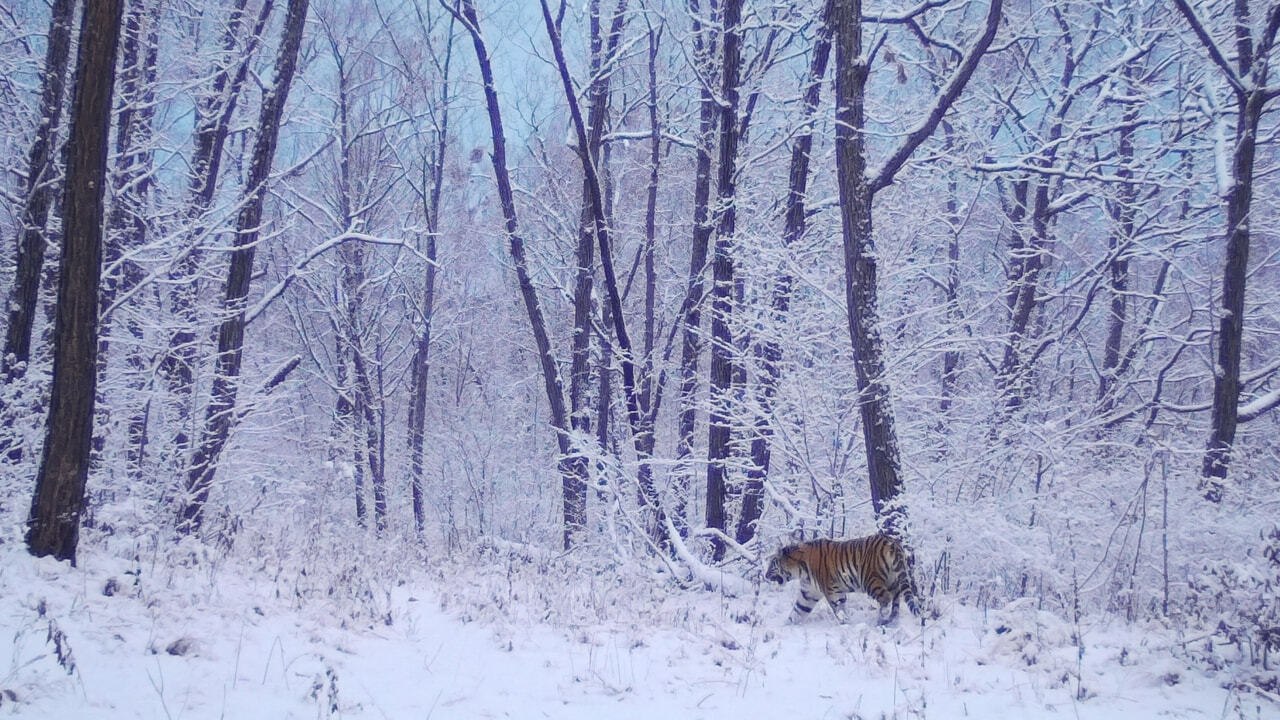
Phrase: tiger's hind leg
[{"left": 866, "top": 577, "right": 899, "bottom": 625}]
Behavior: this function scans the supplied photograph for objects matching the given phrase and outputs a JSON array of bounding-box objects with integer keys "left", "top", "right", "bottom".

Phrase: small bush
[{"left": 1186, "top": 525, "right": 1280, "bottom": 691}]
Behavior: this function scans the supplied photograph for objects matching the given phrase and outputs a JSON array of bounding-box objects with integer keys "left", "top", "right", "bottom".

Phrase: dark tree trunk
[
  {"left": 180, "top": 0, "right": 309, "bottom": 533},
  {"left": 353, "top": 346, "right": 387, "bottom": 532},
  {"left": 26, "top": 0, "right": 125, "bottom": 563},
  {"left": 704, "top": 0, "right": 742, "bottom": 561},
  {"left": 3, "top": 0, "right": 76, "bottom": 383},
  {"left": 674, "top": 0, "right": 719, "bottom": 539},
  {"left": 738, "top": 4, "right": 832, "bottom": 547},
  {"left": 565, "top": 0, "right": 628, "bottom": 546},
  {"left": 829, "top": 0, "right": 1000, "bottom": 538},
  {"left": 1201, "top": 89, "right": 1263, "bottom": 495},
  {"left": 832, "top": 0, "right": 905, "bottom": 536},
  {"left": 407, "top": 232, "right": 437, "bottom": 535},
  {"left": 1172, "top": 0, "right": 1280, "bottom": 497}
]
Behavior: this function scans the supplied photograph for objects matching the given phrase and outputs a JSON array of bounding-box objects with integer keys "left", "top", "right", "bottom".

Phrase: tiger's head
[{"left": 764, "top": 544, "right": 805, "bottom": 584}]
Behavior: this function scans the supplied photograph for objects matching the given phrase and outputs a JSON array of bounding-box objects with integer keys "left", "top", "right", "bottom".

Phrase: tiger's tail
[{"left": 902, "top": 545, "right": 925, "bottom": 620}]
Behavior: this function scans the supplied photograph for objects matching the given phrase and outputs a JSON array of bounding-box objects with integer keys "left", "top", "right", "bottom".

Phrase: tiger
[{"left": 764, "top": 534, "right": 923, "bottom": 625}]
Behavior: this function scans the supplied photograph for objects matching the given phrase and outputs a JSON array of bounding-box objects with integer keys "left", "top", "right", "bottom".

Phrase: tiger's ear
[{"left": 781, "top": 543, "right": 804, "bottom": 559}]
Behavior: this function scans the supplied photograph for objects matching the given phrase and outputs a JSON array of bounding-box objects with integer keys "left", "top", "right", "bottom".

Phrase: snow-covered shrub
[{"left": 1186, "top": 525, "right": 1280, "bottom": 691}]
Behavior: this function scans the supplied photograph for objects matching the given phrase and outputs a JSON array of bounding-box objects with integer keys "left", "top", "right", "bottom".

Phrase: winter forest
[{"left": 1, "top": 0, "right": 1279, "bottom": 716}]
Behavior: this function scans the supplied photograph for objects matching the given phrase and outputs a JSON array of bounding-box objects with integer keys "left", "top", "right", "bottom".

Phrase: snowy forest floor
[{"left": 1, "top": 535, "right": 1274, "bottom": 720}]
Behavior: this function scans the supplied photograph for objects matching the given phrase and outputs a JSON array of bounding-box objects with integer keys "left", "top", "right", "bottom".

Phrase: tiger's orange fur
[{"left": 765, "top": 534, "right": 922, "bottom": 625}]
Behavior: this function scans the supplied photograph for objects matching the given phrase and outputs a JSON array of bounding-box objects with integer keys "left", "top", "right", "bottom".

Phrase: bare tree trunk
[
  {"left": 1097, "top": 84, "right": 1139, "bottom": 416},
  {"left": 333, "top": 346, "right": 366, "bottom": 526},
  {"left": 704, "top": 0, "right": 742, "bottom": 561},
  {"left": 1172, "top": 0, "right": 1280, "bottom": 497},
  {"left": 938, "top": 123, "right": 962, "bottom": 416},
  {"left": 738, "top": 3, "right": 832, "bottom": 547},
  {"left": 180, "top": 0, "right": 309, "bottom": 533},
  {"left": 632, "top": 19, "right": 664, "bottom": 539},
  {"left": 158, "top": 0, "right": 275, "bottom": 474},
  {"left": 353, "top": 346, "right": 387, "bottom": 533},
  {"left": 564, "top": 0, "right": 628, "bottom": 546},
  {"left": 3, "top": 0, "right": 76, "bottom": 383},
  {"left": 539, "top": 0, "right": 673, "bottom": 549},
  {"left": 832, "top": 0, "right": 902, "bottom": 535},
  {"left": 26, "top": 0, "right": 125, "bottom": 562},
  {"left": 451, "top": 0, "right": 577, "bottom": 547},
  {"left": 829, "top": 0, "right": 1000, "bottom": 538},
  {"left": 994, "top": 178, "right": 1051, "bottom": 412},
  {"left": 405, "top": 8, "right": 455, "bottom": 538},
  {"left": 1201, "top": 89, "right": 1263, "bottom": 495},
  {"left": 673, "top": 0, "right": 719, "bottom": 539}
]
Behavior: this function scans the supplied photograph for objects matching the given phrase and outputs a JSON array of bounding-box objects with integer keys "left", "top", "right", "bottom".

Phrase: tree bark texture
[
  {"left": 832, "top": 0, "right": 906, "bottom": 537},
  {"left": 27, "top": 0, "right": 125, "bottom": 562},
  {"left": 704, "top": 0, "right": 742, "bottom": 561},
  {"left": 830, "top": 0, "right": 1000, "bottom": 538},
  {"left": 3, "top": 0, "right": 76, "bottom": 383}
]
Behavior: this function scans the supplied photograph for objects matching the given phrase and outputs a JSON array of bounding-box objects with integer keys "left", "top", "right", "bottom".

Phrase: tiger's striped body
[{"left": 765, "top": 535, "right": 922, "bottom": 625}]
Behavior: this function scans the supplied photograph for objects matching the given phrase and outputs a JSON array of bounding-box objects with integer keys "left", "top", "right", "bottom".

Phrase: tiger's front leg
[
  {"left": 826, "top": 589, "right": 851, "bottom": 624},
  {"left": 788, "top": 576, "right": 823, "bottom": 623}
]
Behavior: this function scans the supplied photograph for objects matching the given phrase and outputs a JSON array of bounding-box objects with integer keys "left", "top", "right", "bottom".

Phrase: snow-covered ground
[{"left": 2, "top": 540, "right": 1271, "bottom": 719}]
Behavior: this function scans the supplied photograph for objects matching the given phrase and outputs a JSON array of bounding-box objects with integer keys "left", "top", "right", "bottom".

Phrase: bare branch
[
  {"left": 869, "top": 0, "right": 1003, "bottom": 194},
  {"left": 1171, "top": 0, "right": 1246, "bottom": 96}
]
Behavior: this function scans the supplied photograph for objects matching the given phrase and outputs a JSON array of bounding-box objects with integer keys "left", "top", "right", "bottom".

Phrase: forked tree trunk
[
  {"left": 1171, "top": 0, "right": 1280, "bottom": 497},
  {"left": 27, "top": 0, "right": 125, "bottom": 563},
  {"left": 180, "top": 0, "right": 309, "bottom": 533},
  {"left": 828, "top": 0, "right": 1000, "bottom": 538}
]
